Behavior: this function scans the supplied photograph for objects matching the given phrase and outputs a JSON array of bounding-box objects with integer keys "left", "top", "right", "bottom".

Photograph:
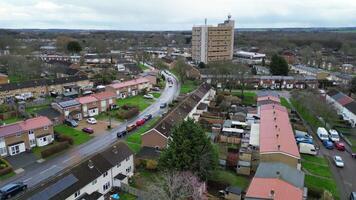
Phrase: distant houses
[
  {"left": 106, "top": 77, "right": 152, "bottom": 99},
  {"left": 326, "top": 90, "right": 356, "bottom": 127}
]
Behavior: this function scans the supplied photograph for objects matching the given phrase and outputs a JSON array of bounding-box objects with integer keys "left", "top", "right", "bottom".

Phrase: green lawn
[
  {"left": 1, "top": 116, "right": 23, "bottom": 124},
  {"left": 180, "top": 80, "right": 199, "bottom": 94},
  {"left": 125, "top": 117, "right": 159, "bottom": 153},
  {"left": 280, "top": 97, "right": 292, "bottom": 109},
  {"left": 26, "top": 105, "right": 50, "bottom": 114},
  {"left": 290, "top": 99, "right": 323, "bottom": 131},
  {"left": 302, "top": 161, "right": 332, "bottom": 178},
  {"left": 305, "top": 175, "right": 339, "bottom": 200},
  {"left": 0, "top": 172, "right": 15, "bottom": 181},
  {"left": 118, "top": 192, "right": 137, "bottom": 200},
  {"left": 232, "top": 91, "right": 257, "bottom": 105},
  {"left": 117, "top": 95, "right": 154, "bottom": 111},
  {"left": 54, "top": 125, "right": 93, "bottom": 146},
  {"left": 138, "top": 63, "right": 149, "bottom": 71},
  {"left": 209, "top": 169, "right": 250, "bottom": 190},
  {"left": 302, "top": 155, "right": 328, "bottom": 165},
  {"left": 152, "top": 92, "right": 161, "bottom": 98}
]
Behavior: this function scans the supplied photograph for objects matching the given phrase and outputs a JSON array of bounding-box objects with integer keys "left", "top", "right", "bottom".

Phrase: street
[{"left": 0, "top": 71, "right": 180, "bottom": 192}]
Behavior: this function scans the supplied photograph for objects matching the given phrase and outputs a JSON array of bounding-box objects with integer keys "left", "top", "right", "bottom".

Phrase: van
[
  {"left": 328, "top": 129, "right": 340, "bottom": 142},
  {"left": 317, "top": 127, "right": 329, "bottom": 141},
  {"left": 299, "top": 143, "right": 317, "bottom": 155}
]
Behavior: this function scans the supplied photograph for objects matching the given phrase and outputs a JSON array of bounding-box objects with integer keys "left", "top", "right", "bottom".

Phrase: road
[
  {"left": 276, "top": 90, "right": 354, "bottom": 200},
  {"left": 0, "top": 71, "right": 180, "bottom": 191}
]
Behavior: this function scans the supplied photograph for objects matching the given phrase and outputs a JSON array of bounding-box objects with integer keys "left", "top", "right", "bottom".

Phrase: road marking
[
  {"left": 40, "top": 165, "right": 57, "bottom": 174},
  {"left": 23, "top": 177, "right": 32, "bottom": 182},
  {"left": 62, "top": 156, "right": 75, "bottom": 163}
]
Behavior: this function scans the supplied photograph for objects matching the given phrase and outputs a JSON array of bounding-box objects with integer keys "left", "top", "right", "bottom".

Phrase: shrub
[
  {"left": 56, "top": 134, "right": 74, "bottom": 145},
  {"left": 117, "top": 107, "right": 139, "bottom": 120},
  {"left": 41, "top": 142, "right": 70, "bottom": 158},
  {"left": 307, "top": 186, "right": 323, "bottom": 199},
  {"left": 0, "top": 167, "right": 12, "bottom": 176},
  {"left": 145, "top": 159, "right": 158, "bottom": 170}
]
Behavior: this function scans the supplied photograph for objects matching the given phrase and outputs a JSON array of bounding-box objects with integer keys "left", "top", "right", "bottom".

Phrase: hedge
[
  {"left": 56, "top": 134, "right": 74, "bottom": 145},
  {"left": 0, "top": 158, "right": 13, "bottom": 176},
  {"left": 41, "top": 141, "right": 70, "bottom": 158}
]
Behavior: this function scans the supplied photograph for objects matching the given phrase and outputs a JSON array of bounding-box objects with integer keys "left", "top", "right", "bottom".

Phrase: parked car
[
  {"left": 86, "top": 117, "right": 97, "bottom": 124},
  {"left": 350, "top": 192, "right": 356, "bottom": 200},
  {"left": 160, "top": 103, "right": 167, "bottom": 108},
  {"left": 117, "top": 130, "right": 127, "bottom": 138},
  {"left": 335, "top": 142, "right": 346, "bottom": 151},
  {"left": 126, "top": 124, "right": 137, "bottom": 132},
  {"left": 298, "top": 143, "right": 317, "bottom": 155},
  {"left": 64, "top": 119, "right": 78, "bottom": 127},
  {"left": 333, "top": 155, "right": 344, "bottom": 168},
  {"left": 143, "top": 94, "right": 154, "bottom": 99},
  {"left": 323, "top": 140, "right": 334, "bottom": 150},
  {"left": 136, "top": 119, "right": 146, "bottom": 126},
  {"left": 0, "top": 182, "right": 27, "bottom": 199},
  {"left": 296, "top": 137, "right": 314, "bottom": 145},
  {"left": 144, "top": 114, "right": 153, "bottom": 121},
  {"left": 82, "top": 127, "right": 94, "bottom": 134},
  {"left": 295, "top": 130, "right": 313, "bottom": 139},
  {"left": 151, "top": 87, "right": 160, "bottom": 92},
  {"left": 317, "top": 127, "right": 329, "bottom": 141},
  {"left": 328, "top": 129, "right": 340, "bottom": 142}
]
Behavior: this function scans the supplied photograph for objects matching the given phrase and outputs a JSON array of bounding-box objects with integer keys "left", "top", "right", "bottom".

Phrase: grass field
[
  {"left": 302, "top": 155, "right": 339, "bottom": 199},
  {"left": 0, "top": 172, "right": 15, "bottom": 181},
  {"left": 54, "top": 125, "right": 93, "bottom": 146},
  {"left": 180, "top": 80, "right": 199, "bottom": 94},
  {"left": 26, "top": 105, "right": 50, "bottom": 114},
  {"left": 209, "top": 169, "right": 250, "bottom": 190},
  {"left": 1, "top": 116, "right": 23, "bottom": 124},
  {"left": 280, "top": 97, "right": 292, "bottom": 109},
  {"left": 116, "top": 95, "right": 154, "bottom": 111},
  {"left": 232, "top": 91, "right": 257, "bottom": 105},
  {"left": 138, "top": 63, "right": 149, "bottom": 71},
  {"left": 152, "top": 92, "right": 161, "bottom": 98}
]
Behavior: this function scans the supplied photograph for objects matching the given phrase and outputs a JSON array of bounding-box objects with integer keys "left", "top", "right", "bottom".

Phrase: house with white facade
[
  {"left": 326, "top": 91, "right": 356, "bottom": 127},
  {"left": 24, "top": 142, "right": 134, "bottom": 200}
]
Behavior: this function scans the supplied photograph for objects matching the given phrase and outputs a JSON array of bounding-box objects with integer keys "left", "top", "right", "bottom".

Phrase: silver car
[{"left": 333, "top": 155, "right": 344, "bottom": 168}]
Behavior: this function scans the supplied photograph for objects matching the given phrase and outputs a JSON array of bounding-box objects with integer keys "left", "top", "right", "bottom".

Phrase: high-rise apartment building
[{"left": 192, "top": 15, "right": 235, "bottom": 64}]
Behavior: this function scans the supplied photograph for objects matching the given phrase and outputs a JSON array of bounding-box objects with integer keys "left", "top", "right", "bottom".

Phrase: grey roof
[
  {"left": 345, "top": 102, "right": 356, "bottom": 115},
  {"left": 254, "top": 162, "right": 305, "bottom": 189},
  {"left": 225, "top": 186, "right": 242, "bottom": 195},
  {"left": 257, "top": 90, "right": 279, "bottom": 98},
  {"left": 36, "top": 108, "right": 61, "bottom": 119},
  {"left": 58, "top": 99, "right": 80, "bottom": 108}
]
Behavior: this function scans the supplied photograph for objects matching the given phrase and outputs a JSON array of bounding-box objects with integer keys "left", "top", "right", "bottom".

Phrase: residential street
[{"left": 0, "top": 71, "right": 180, "bottom": 191}]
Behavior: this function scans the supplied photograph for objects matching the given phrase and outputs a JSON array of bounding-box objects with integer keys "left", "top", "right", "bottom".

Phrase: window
[
  {"left": 30, "top": 139, "right": 36, "bottom": 146},
  {"left": 103, "top": 182, "right": 110, "bottom": 191},
  {"left": 92, "top": 179, "right": 97, "bottom": 185},
  {"left": 0, "top": 147, "right": 6, "bottom": 155},
  {"left": 43, "top": 137, "right": 47, "bottom": 142},
  {"left": 44, "top": 126, "right": 48, "bottom": 130},
  {"left": 103, "top": 171, "right": 108, "bottom": 177},
  {"left": 28, "top": 130, "right": 34, "bottom": 135},
  {"left": 74, "top": 190, "right": 80, "bottom": 198},
  {"left": 126, "top": 166, "right": 131, "bottom": 173}
]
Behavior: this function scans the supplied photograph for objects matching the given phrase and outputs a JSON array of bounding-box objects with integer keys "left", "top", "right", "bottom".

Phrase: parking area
[
  {"left": 5, "top": 152, "right": 38, "bottom": 170},
  {"left": 75, "top": 119, "right": 122, "bottom": 136}
]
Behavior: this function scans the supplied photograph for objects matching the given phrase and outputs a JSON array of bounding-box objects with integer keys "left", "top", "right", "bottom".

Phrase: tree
[
  {"left": 270, "top": 54, "right": 289, "bottom": 76},
  {"left": 159, "top": 119, "right": 218, "bottom": 180},
  {"left": 350, "top": 77, "right": 356, "bottom": 95},
  {"left": 174, "top": 58, "right": 189, "bottom": 84},
  {"left": 66, "top": 41, "right": 82, "bottom": 54},
  {"left": 146, "top": 171, "right": 204, "bottom": 200},
  {"left": 198, "top": 62, "right": 206, "bottom": 68}
]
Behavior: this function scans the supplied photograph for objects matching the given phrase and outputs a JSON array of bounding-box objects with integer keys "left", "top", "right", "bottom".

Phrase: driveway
[
  {"left": 0, "top": 71, "right": 180, "bottom": 192},
  {"left": 5, "top": 152, "right": 37, "bottom": 170},
  {"left": 76, "top": 120, "right": 122, "bottom": 137}
]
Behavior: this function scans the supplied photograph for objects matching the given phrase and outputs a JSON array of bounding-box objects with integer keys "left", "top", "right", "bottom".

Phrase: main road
[{"left": 0, "top": 71, "right": 180, "bottom": 191}]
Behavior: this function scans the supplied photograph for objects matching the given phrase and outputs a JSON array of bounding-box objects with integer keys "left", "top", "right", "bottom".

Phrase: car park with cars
[
  {"left": 329, "top": 129, "right": 340, "bottom": 142},
  {"left": 296, "top": 137, "right": 314, "bottom": 145},
  {"left": 335, "top": 142, "right": 346, "bottom": 151},
  {"left": 86, "top": 117, "right": 97, "bottom": 124},
  {"left": 333, "top": 155, "right": 344, "bottom": 168},
  {"left": 323, "top": 140, "right": 334, "bottom": 149},
  {"left": 144, "top": 114, "right": 152, "bottom": 121},
  {"left": 0, "top": 182, "right": 27, "bottom": 199},
  {"left": 82, "top": 127, "right": 94, "bottom": 134},
  {"left": 117, "top": 130, "right": 127, "bottom": 138},
  {"left": 298, "top": 143, "right": 317, "bottom": 155},
  {"left": 317, "top": 127, "right": 329, "bottom": 141}
]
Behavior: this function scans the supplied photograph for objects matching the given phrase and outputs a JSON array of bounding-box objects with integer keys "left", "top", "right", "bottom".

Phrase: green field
[
  {"left": 26, "top": 105, "right": 50, "bottom": 114},
  {"left": 54, "top": 125, "right": 93, "bottom": 145},
  {"left": 138, "top": 63, "right": 149, "bottom": 70},
  {"left": 280, "top": 97, "right": 292, "bottom": 109},
  {"left": 116, "top": 95, "right": 154, "bottom": 111},
  {"left": 180, "top": 80, "right": 199, "bottom": 94},
  {"left": 209, "top": 169, "right": 250, "bottom": 190},
  {"left": 1, "top": 116, "right": 23, "bottom": 124},
  {"left": 232, "top": 91, "right": 257, "bottom": 105},
  {"left": 152, "top": 92, "right": 161, "bottom": 98}
]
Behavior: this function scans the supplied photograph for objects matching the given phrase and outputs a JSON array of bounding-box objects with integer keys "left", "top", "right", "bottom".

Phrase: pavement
[{"left": 0, "top": 70, "right": 180, "bottom": 191}]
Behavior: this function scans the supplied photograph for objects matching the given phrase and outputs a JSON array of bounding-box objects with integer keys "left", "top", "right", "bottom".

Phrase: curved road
[{"left": 0, "top": 71, "right": 179, "bottom": 191}]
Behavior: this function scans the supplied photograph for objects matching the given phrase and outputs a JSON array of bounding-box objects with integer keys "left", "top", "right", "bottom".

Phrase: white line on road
[
  {"left": 23, "top": 177, "right": 32, "bottom": 182},
  {"left": 40, "top": 165, "right": 57, "bottom": 174},
  {"left": 62, "top": 156, "right": 76, "bottom": 163}
]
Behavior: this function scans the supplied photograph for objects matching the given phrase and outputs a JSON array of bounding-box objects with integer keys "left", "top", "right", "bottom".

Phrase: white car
[
  {"left": 143, "top": 94, "right": 154, "bottom": 99},
  {"left": 86, "top": 117, "right": 97, "bottom": 124},
  {"left": 333, "top": 155, "right": 344, "bottom": 168},
  {"left": 329, "top": 129, "right": 340, "bottom": 142}
]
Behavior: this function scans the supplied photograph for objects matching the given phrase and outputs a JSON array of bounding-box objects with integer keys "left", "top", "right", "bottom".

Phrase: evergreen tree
[
  {"left": 66, "top": 41, "right": 82, "bottom": 54},
  {"left": 270, "top": 54, "right": 289, "bottom": 75}
]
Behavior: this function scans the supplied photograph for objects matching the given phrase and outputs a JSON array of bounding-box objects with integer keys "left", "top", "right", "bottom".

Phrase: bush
[
  {"left": 0, "top": 167, "right": 12, "bottom": 176},
  {"left": 117, "top": 106, "right": 139, "bottom": 120},
  {"left": 145, "top": 159, "right": 158, "bottom": 170},
  {"left": 41, "top": 142, "right": 70, "bottom": 158},
  {"left": 307, "top": 186, "right": 323, "bottom": 199},
  {"left": 56, "top": 134, "right": 74, "bottom": 145}
]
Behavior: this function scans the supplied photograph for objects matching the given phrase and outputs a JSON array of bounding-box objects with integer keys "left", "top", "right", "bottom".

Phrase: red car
[
  {"left": 136, "top": 119, "right": 146, "bottom": 126},
  {"left": 335, "top": 142, "right": 345, "bottom": 151},
  {"left": 82, "top": 127, "right": 94, "bottom": 134}
]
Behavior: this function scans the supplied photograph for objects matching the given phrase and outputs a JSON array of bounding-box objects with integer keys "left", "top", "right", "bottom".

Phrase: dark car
[
  {"left": 160, "top": 103, "right": 167, "bottom": 108},
  {"left": 117, "top": 130, "right": 127, "bottom": 138},
  {"left": 144, "top": 114, "right": 153, "bottom": 121},
  {"left": 82, "top": 127, "right": 94, "bottom": 134},
  {"left": 64, "top": 119, "right": 78, "bottom": 127},
  {"left": 0, "top": 182, "right": 27, "bottom": 199},
  {"left": 323, "top": 140, "right": 334, "bottom": 150},
  {"left": 350, "top": 192, "right": 356, "bottom": 200}
]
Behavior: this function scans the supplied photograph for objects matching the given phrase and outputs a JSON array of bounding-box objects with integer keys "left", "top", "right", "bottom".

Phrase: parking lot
[{"left": 75, "top": 118, "right": 122, "bottom": 136}]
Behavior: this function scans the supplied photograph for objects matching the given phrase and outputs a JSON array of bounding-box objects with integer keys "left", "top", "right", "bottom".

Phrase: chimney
[
  {"left": 112, "top": 145, "right": 118, "bottom": 154},
  {"left": 277, "top": 145, "right": 281, "bottom": 150},
  {"left": 88, "top": 159, "right": 94, "bottom": 169},
  {"left": 275, "top": 125, "right": 278, "bottom": 129},
  {"left": 274, "top": 117, "right": 276, "bottom": 121},
  {"left": 270, "top": 190, "right": 275, "bottom": 198},
  {"left": 276, "top": 134, "right": 279, "bottom": 138}
]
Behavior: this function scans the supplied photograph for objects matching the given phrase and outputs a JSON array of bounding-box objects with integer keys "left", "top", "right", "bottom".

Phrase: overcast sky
[{"left": 0, "top": 0, "right": 355, "bottom": 30}]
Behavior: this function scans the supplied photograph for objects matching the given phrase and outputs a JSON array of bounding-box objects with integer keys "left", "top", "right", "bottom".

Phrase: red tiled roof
[
  {"left": 19, "top": 116, "right": 53, "bottom": 131},
  {"left": 257, "top": 95, "right": 280, "bottom": 104},
  {"left": 76, "top": 96, "right": 98, "bottom": 104},
  {"left": 0, "top": 116, "right": 52, "bottom": 138},
  {"left": 108, "top": 77, "right": 149, "bottom": 89},
  {"left": 259, "top": 104, "right": 300, "bottom": 158},
  {"left": 92, "top": 91, "right": 116, "bottom": 100},
  {"left": 246, "top": 177, "right": 303, "bottom": 200}
]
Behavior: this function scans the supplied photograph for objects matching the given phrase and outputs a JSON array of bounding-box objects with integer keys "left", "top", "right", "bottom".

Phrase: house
[
  {"left": 224, "top": 186, "right": 242, "bottom": 200},
  {"left": 0, "top": 73, "right": 9, "bottom": 85},
  {"left": 52, "top": 99, "right": 82, "bottom": 121},
  {"left": 76, "top": 96, "right": 100, "bottom": 117},
  {"left": 36, "top": 108, "right": 62, "bottom": 125},
  {"left": 0, "top": 76, "right": 91, "bottom": 103},
  {"left": 92, "top": 91, "right": 117, "bottom": 113},
  {"left": 106, "top": 77, "right": 152, "bottom": 99},
  {"left": 141, "top": 83, "right": 213, "bottom": 149},
  {"left": 23, "top": 142, "right": 134, "bottom": 200},
  {"left": 259, "top": 104, "right": 301, "bottom": 168},
  {"left": 234, "top": 51, "right": 266, "bottom": 65},
  {"left": 0, "top": 116, "right": 54, "bottom": 156},
  {"left": 257, "top": 95, "right": 281, "bottom": 107},
  {"left": 141, "top": 72, "right": 158, "bottom": 85},
  {"left": 326, "top": 91, "right": 356, "bottom": 127}
]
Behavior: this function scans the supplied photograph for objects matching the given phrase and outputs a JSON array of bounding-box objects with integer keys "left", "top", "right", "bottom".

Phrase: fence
[{"left": 120, "top": 183, "right": 147, "bottom": 199}]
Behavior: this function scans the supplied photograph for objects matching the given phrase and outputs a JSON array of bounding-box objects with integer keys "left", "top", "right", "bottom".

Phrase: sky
[{"left": 0, "top": 0, "right": 355, "bottom": 30}]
